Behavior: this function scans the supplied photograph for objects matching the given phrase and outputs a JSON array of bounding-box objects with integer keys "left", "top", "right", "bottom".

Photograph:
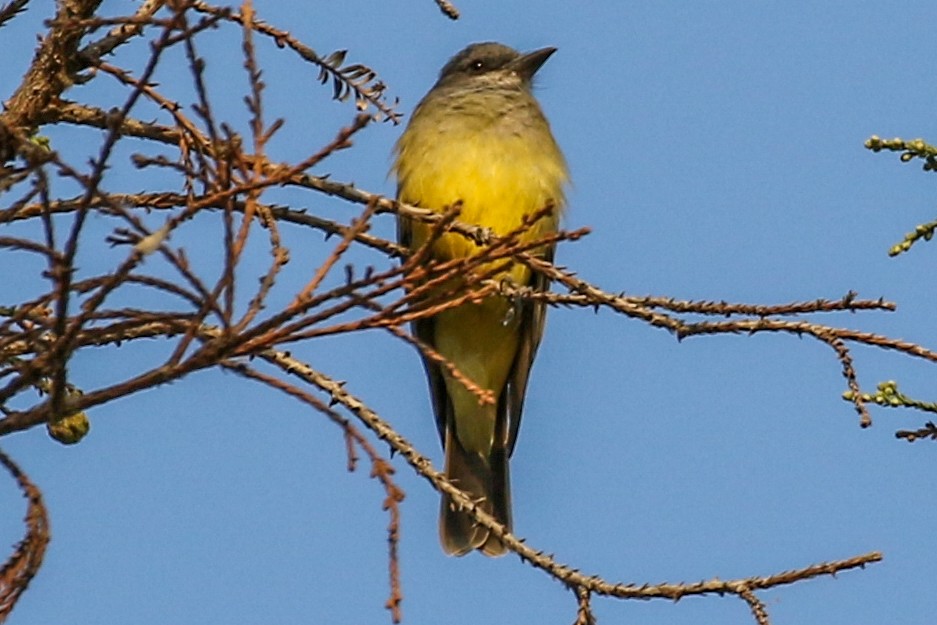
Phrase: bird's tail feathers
[{"left": 440, "top": 429, "right": 511, "bottom": 557}]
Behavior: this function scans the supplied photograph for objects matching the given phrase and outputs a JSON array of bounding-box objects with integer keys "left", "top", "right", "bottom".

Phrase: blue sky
[{"left": 2, "top": 2, "right": 937, "bottom": 624}]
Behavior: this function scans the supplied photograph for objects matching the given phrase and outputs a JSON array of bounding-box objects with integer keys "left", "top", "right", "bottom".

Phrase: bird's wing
[
  {"left": 501, "top": 245, "right": 553, "bottom": 457},
  {"left": 399, "top": 207, "right": 453, "bottom": 445},
  {"left": 415, "top": 315, "right": 452, "bottom": 445}
]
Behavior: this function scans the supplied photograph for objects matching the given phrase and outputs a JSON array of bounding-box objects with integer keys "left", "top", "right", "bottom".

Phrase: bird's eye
[{"left": 469, "top": 60, "right": 485, "bottom": 72}]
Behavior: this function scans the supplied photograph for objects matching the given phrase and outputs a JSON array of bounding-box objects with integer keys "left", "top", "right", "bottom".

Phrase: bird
[{"left": 392, "top": 42, "right": 568, "bottom": 556}]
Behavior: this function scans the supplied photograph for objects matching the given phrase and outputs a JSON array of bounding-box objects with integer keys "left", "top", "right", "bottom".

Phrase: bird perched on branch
[{"left": 393, "top": 42, "right": 568, "bottom": 556}]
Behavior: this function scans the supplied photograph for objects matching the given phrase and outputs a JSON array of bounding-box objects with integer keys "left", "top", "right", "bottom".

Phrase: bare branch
[{"left": 0, "top": 450, "right": 49, "bottom": 621}]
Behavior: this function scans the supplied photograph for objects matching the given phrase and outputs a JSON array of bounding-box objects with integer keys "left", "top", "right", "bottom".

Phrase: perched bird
[{"left": 392, "top": 42, "right": 568, "bottom": 556}]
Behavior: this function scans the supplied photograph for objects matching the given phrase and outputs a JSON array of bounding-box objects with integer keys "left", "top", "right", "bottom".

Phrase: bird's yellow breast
[{"left": 393, "top": 94, "right": 568, "bottom": 263}]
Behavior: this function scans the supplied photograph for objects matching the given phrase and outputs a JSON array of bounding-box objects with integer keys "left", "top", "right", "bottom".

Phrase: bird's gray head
[{"left": 435, "top": 42, "right": 557, "bottom": 90}]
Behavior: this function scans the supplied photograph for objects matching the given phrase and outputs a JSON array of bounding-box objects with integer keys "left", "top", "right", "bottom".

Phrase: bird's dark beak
[{"left": 512, "top": 46, "right": 557, "bottom": 81}]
